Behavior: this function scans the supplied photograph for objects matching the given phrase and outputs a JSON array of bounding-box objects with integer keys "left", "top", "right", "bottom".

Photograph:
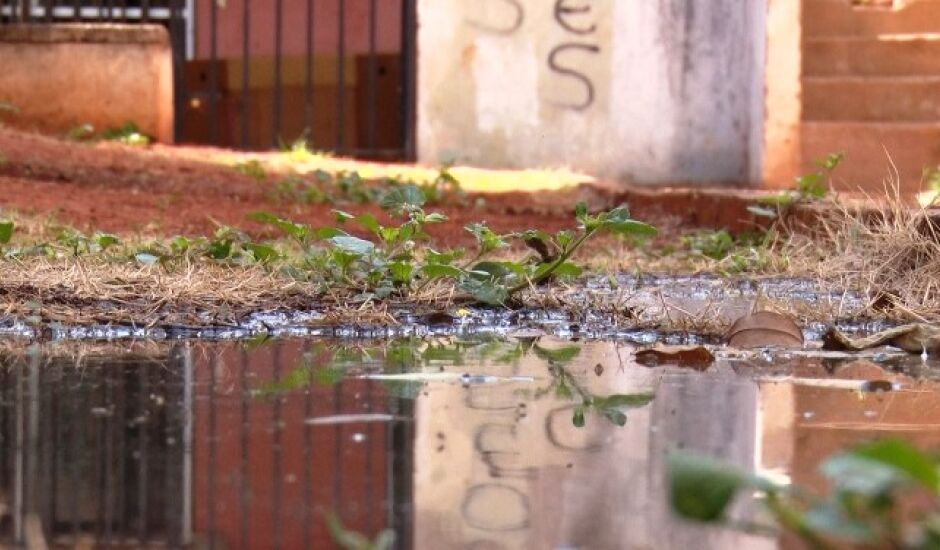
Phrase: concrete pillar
[{"left": 417, "top": 0, "right": 768, "bottom": 185}]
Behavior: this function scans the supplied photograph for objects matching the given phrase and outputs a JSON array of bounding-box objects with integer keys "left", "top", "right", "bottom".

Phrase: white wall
[{"left": 417, "top": 0, "right": 768, "bottom": 185}]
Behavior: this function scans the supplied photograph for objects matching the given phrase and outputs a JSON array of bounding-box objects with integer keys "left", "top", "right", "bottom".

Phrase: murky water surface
[{"left": 2, "top": 336, "right": 939, "bottom": 549}]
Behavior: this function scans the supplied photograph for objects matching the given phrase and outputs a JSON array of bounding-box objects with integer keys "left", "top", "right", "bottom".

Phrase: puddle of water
[{"left": 0, "top": 337, "right": 938, "bottom": 548}]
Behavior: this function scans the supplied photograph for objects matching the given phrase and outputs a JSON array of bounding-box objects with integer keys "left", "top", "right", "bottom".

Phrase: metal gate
[{"left": 0, "top": 0, "right": 417, "bottom": 159}]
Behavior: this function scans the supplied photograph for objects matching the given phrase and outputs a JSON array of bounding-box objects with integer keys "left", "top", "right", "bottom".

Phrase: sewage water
[{"left": 1, "top": 337, "right": 939, "bottom": 549}]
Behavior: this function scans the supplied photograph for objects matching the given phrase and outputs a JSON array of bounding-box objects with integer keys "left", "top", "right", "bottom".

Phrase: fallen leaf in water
[
  {"left": 635, "top": 345, "right": 715, "bottom": 370},
  {"left": 823, "top": 324, "right": 940, "bottom": 354},
  {"left": 725, "top": 311, "right": 803, "bottom": 349}
]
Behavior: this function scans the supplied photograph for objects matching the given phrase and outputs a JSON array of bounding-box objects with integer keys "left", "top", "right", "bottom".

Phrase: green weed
[
  {"left": 234, "top": 159, "right": 267, "bottom": 181},
  {"left": 670, "top": 439, "right": 940, "bottom": 549}
]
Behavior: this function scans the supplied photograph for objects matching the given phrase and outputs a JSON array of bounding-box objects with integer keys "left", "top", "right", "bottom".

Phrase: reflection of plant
[
  {"left": 670, "top": 439, "right": 940, "bottom": 549},
  {"left": 531, "top": 343, "right": 654, "bottom": 427},
  {"left": 327, "top": 513, "right": 394, "bottom": 550}
]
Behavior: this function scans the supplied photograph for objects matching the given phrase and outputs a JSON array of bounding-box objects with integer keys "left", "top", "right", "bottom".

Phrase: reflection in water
[{"left": 0, "top": 339, "right": 937, "bottom": 548}]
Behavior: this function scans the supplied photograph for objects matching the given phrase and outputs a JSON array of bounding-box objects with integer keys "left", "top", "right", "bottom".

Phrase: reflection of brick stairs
[{"left": 801, "top": 0, "right": 940, "bottom": 192}]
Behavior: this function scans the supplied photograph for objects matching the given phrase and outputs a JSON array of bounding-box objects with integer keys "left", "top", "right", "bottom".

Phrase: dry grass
[
  {"left": 781, "top": 187, "right": 940, "bottom": 321},
  {"left": 0, "top": 257, "right": 317, "bottom": 326}
]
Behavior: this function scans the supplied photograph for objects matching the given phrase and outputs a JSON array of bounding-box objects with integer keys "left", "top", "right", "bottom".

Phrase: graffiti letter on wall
[
  {"left": 465, "top": 0, "right": 524, "bottom": 35},
  {"left": 547, "top": 43, "right": 600, "bottom": 111},
  {"left": 554, "top": 0, "right": 597, "bottom": 35}
]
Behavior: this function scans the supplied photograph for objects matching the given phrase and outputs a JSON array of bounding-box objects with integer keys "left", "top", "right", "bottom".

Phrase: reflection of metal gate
[
  {"left": 0, "top": 0, "right": 417, "bottom": 159},
  {"left": 0, "top": 342, "right": 415, "bottom": 548}
]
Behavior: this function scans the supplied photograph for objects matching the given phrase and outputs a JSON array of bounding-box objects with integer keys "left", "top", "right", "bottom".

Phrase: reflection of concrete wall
[
  {"left": 418, "top": 1, "right": 768, "bottom": 184},
  {"left": 0, "top": 24, "right": 174, "bottom": 143},
  {"left": 413, "top": 342, "right": 774, "bottom": 549}
]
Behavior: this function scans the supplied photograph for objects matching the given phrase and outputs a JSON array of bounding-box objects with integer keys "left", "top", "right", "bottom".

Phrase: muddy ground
[{"left": 0, "top": 127, "right": 791, "bottom": 245}]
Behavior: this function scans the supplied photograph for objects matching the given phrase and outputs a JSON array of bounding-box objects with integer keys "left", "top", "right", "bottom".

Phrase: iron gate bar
[
  {"left": 208, "top": 0, "right": 219, "bottom": 144},
  {"left": 302, "top": 342, "right": 314, "bottom": 550},
  {"left": 239, "top": 348, "right": 250, "bottom": 550},
  {"left": 272, "top": 0, "right": 283, "bottom": 147},
  {"left": 336, "top": 0, "right": 345, "bottom": 152},
  {"left": 367, "top": 0, "right": 376, "bottom": 150},
  {"left": 272, "top": 342, "right": 284, "bottom": 550},
  {"left": 401, "top": 0, "right": 416, "bottom": 159},
  {"left": 303, "top": 0, "right": 315, "bottom": 141},
  {"left": 208, "top": 351, "right": 218, "bottom": 550},
  {"left": 239, "top": 0, "right": 250, "bottom": 148}
]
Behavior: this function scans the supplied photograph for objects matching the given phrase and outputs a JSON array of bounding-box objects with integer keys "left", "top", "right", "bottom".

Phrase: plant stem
[{"left": 508, "top": 229, "right": 594, "bottom": 295}]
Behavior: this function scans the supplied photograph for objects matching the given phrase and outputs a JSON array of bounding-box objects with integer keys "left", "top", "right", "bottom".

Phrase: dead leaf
[
  {"left": 635, "top": 345, "right": 714, "bottom": 370},
  {"left": 823, "top": 324, "right": 940, "bottom": 354},
  {"left": 725, "top": 310, "right": 803, "bottom": 349}
]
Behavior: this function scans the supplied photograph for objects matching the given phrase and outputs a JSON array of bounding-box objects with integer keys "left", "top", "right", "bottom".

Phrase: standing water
[{"left": 0, "top": 336, "right": 938, "bottom": 549}]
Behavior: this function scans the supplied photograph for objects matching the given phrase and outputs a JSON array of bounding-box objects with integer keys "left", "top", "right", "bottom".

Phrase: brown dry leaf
[
  {"left": 823, "top": 323, "right": 940, "bottom": 354},
  {"left": 635, "top": 345, "right": 715, "bottom": 370},
  {"left": 724, "top": 310, "right": 804, "bottom": 349}
]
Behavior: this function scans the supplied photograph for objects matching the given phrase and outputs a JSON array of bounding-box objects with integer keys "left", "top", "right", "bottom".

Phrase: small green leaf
[
  {"left": 355, "top": 213, "right": 382, "bottom": 235},
  {"left": 602, "top": 408, "right": 627, "bottom": 426},
  {"left": 250, "top": 212, "right": 311, "bottom": 241},
  {"left": 135, "top": 252, "right": 160, "bottom": 265},
  {"left": 207, "top": 239, "right": 233, "bottom": 260},
  {"left": 244, "top": 242, "right": 280, "bottom": 263},
  {"left": 747, "top": 205, "right": 779, "bottom": 219},
  {"left": 421, "top": 264, "right": 463, "bottom": 279},
  {"left": 94, "top": 233, "right": 120, "bottom": 250},
  {"left": 389, "top": 261, "right": 414, "bottom": 284},
  {"left": 459, "top": 277, "right": 508, "bottom": 305},
  {"left": 328, "top": 235, "right": 375, "bottom": 256},
  {"left": 0, "top": 220, "right": 14, "bottom": 245},
  {"left": 572, "top": 406, "right": 586, "bottom": 427}
]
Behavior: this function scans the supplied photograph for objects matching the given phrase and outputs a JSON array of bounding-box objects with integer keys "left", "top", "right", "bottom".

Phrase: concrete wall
[
  {"left": 417, "top": 0, "right": 768, "bottom": 185},
  {"left": 0, "top": 24, "right": 173, "bottom": 143}
]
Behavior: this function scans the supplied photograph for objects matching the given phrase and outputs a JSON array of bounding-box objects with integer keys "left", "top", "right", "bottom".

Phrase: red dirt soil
[{"left": 0, "top": 127, "right": 785, "bottom": 246}]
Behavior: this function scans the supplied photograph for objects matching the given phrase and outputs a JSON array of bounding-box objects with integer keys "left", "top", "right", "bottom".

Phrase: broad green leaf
[
  {"left": 575, "top": 202, "right": 588, "bottom": 222},
  {"left": 802, "top": 503, "right": 874, "bottom": 541},
  {"left": 551, "top": 262, "right": 583, "bottom": 279},
  {"left": 465, "top": 223, "right": 507, "bottom": 254},
  {"left": 459, "top": 277, "right": 508, "bottom": 305},
  {"left": 606, "top": 220, "right": 658, "bottom": 238},
  {"left": 821, "top": 453, "right": 906, "bottom": 497},
  {"left": 668, "top": 452, "right": 753, "bottom": 522},
  {"left": 328, "top": 235, "right": 375, "bottom": 256},
  {"left": 468, "top": 261, "right": 512, "bottom": 281},
  {"left": 313, "top": 227, "right": 346, "bottom": 240},
  {"left": 834, "top": 440, "right": 940, "bottom": 493},
  {"left": 135, "top": 252, "right": 160, "bottom": 265},
  {"left": 423, "top": 212, "right": 448, "bottom": 223},
  {"left": 0, "top": 220, "right": 14, "bottom": 244},
  {"left": 421, "top": 264, "right": 463, "bottom": 279},
  {"left": 380, "top": 185, "right": 425, "bottom": 213},
  {"left": 355, "top": 213, "right": 382, "bottom": 235},
  {"left": 389, "top": 261, "right": 414, "bottom": 284},
  {"left": 244, "top": 242, "right": 280, "bottom": 263}
]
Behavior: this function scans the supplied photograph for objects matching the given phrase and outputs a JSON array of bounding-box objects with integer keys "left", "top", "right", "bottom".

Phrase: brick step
[
  {"left": 804, "top": 35, "right": 940, "bottom": 76},
  {"left": 804, "top": 0, "right": 940, "bottom": 38},
  {"left": 801, "top": 121, "right": 940, "bottom": 193},
  {"left": 803, "top": 76, "right": 940, "bottom": 121}
]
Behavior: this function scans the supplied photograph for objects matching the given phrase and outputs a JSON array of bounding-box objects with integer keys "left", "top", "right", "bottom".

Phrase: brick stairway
[{"left": 801, "top": 0, "right": 940, "bottom": 193}]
